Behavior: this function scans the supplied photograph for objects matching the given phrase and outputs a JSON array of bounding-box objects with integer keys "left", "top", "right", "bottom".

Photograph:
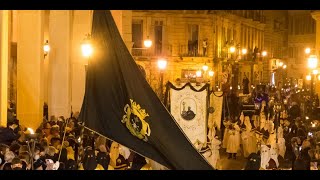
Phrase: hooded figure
[
  {"left": 277, "top": 137, "right": 286, "bottom": 158},
  {"left": 260, "top": 145, "right": 271, "bottom": 169},
  {"left": 222, "top": 119, "right": 231, "bottom": 149},
  {"left": 244, "top": 153, "right": 261, "bottom": 170},
  {"left": 242, "top": 116, "right": 256, "bottom": 158},
  {"left": 79, "top": 147, "right": 104, "bottom": 170},
  {"left": 269, "top": 144, "right": 279, "bottom": 168},
  {"left": 65, "top": 146, "right": 77, "bottom": 170},
  {"left": 129, "top": 153, "right": 148, "bottom": 170},
  {"left": 96, "top": 145, "right": 113, "bottom": 170},
  {"left": 227, "top": 123, "right": 241, "bottom": 159},
  {"left": 209, "top": 136, "right": 221, "bottom": 169}
]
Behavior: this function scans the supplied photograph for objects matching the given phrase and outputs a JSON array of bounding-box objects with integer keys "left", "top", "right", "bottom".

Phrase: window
[
  {"left": 187, "top": 24, "right": 199, "bottom": 56},
  {"left": 154, "top": 21, "right": 163, "bottom": 56},
  {"left": 132, "top": 20, "right": 143, "bottom": 48}
]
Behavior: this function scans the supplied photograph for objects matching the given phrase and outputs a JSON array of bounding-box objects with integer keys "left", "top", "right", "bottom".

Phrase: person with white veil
[
  {"left": 241, "top": 116, "right": 250, "bottom": 158},
  {"left": 222, "top": 119, "right": 231, "bottom": 149},
  {"left": 270, "top": 143, "right": 279, "bottom": 168},
  {"left": 243, "top": 116, "right": 257, "bottom": 157},
  {"left": 227, "top": 122, "right": 241, "bottom": 159},
  {"left": 277, "top": 124, "right": 286, "bottom": 158},
  {"left": 260, "top": 144, "right": 271, "bottom": 169},
  {"left": 210, "top": 135, "right": 221, "bottom": 169}
]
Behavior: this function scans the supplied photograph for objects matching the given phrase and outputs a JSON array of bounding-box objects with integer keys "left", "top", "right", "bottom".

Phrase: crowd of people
[
  {"left": 0, "top": 112, "right": 163, "bottom": 170},
  {"left": 215, "top": 85, "right": 320, "bottom": 170}
]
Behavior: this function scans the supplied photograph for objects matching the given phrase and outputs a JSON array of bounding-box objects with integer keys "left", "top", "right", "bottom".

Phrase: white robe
[
  {"left": 222, "top": 121, "right": 231, "bottom": 149},
  {"left": 277, "top": 126, "right": 284, "bottom": 139},
  {"left": 278, "top": 138, "right": 286, "bottom": 158},
  {"left": 270, "top": 144, "right": 279, "bottom": 168},
  {"left": 242, "top": 117, "right": 256, "bottom": 157},
  {"left": 260, "top": 145, "right": 271, "bottom": 169},
  {"left": 227, "top": 124, "right": 240, "bottom": 154},
  {"left": 210, "top": 138, "right": 221, "bottom": 169}
]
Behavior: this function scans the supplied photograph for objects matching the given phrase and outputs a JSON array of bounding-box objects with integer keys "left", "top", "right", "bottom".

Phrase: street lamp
[
  {"left": 241, "top": 48, "right": 247, "bottom": 55},
  {"left": 144, "top": 36, "right": 152, "bottom": 48},
  {"left": 196, "top": 70, "right": 202, "bottom": 77},
  {"left": 307, "top": 55, "right": 318, "bottom": 97},
  {"left": 202, "top": 64, "right": 209, "bottom": 72},
  {"left": 81, "top": 34, "right": 93, "bottom": 62},
  {"left": 157, "top": 58, "right": 167, "bottom": 101},
  {"left": 43, "top": 40, "right": 50, "bottom": 58},
  {"left": 305, "top": 47, "right": 311, "bottom": 54},
  {"left": 208, "top": 70, "right": 214, "bottom": 77},
  {"left": 262, "top": 51, "right": 267, "bottom": 57},
  {"left": 308, "top": 55, "right": 318, "bottom": 69}
]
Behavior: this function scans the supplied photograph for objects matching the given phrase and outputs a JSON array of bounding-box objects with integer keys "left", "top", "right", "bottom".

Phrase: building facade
[
  {"left": 2, "top": 10, "right": 317, "bottom": 130},
  {"left": 128, "top": 10, "right": 266, "bottom": 96}
]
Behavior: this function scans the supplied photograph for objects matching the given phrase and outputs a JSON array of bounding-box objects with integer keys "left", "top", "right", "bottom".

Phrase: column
[
  {"left": 312, "top": 11, "right": 320, "bottom": 96},
  {"left": 246, "top": 26, "right": 249, "bottom": 51},
  {"left": 71, "top": 10, "right": 92, "bottom": 113},
  {"left": 17, "top": 10, "right": 44, "bottom": 130},
  {"left": 121, "top": 11, "right": 133, "bottom": 53},
  {"left": 0, "top": 10, "right": 9, "bottom": 127},
  {"left": 48, "top": 10, "right": 72, "bottom": 118}
]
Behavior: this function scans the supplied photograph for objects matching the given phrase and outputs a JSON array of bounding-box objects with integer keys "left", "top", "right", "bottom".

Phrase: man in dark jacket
[{"left": 0, "top": 120, "right": 20, "bottom": 146}]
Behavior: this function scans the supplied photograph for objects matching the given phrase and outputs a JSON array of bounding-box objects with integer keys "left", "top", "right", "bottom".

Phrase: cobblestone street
[{"left": 217, "top": 149, "right": 248, "bottom": 170}]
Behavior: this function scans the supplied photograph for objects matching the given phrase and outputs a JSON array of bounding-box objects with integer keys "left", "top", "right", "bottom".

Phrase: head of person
[
  {"left": 244, "top": 153, "right": 261, "bottom": 170},
  {"left": 82, "top": 147, "right": 97, "bottom": 170},
  {"left": 110, "top": 141, "right": 120, "bottom": 158},
  {"left": 42, "top": 122, "right": 52, "bottom": 137},
  {"left": 4, "top": 151, "right": 15, "bottom": 163},
  {"left": 0, "top": 144, "right": 10, "bottom": 155},
  {"left": 7, "top": 119, "right": 19, "bottom": 130},
  {"left": 11, "top": 157, "right": 23, "bottom": 170}
]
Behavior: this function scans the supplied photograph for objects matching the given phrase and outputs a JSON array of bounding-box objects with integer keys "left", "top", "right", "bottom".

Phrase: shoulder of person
[{"left": 95, "top": 164, "right": 105, "bottom": 170}]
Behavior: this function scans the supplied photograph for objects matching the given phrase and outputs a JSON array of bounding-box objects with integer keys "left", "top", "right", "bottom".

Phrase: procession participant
[
  {"left": 244, "top": 153, "right": 261, "bottom": 170},
  {"left": 222, "top": 119, "right": 231, "bottom": 149},
  {"left": 79, "top": 147, "right": 104, "bottom": 170},
  {"left": 270, "top": 144, "right": 279, "bottom": 168},
  {"left": 227, "top": 121, "right": 241, "bottom": 159},
  {"left": 210, "top": 136, "right": 221, "bottom": 169},
  {"left": 260, "top": 145, "right": 271, "bottom": 169}
]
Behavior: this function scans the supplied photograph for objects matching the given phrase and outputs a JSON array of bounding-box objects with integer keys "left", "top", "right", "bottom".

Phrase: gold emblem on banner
[{"left": 122, "top": 99, "right": 151, "bottom": 142}]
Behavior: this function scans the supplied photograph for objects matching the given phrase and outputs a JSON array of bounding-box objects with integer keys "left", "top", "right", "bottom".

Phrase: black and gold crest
[{"left": 122, "top": 99, "right": 151, "bottom": 142}]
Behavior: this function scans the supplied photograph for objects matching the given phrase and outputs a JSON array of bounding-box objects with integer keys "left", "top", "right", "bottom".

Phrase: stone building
[
  {"left": 129, "top": 10, "right": 266, "bottom": 96},
  {"left": 2, "top": 10, "right": 315, "bottom": 130}
]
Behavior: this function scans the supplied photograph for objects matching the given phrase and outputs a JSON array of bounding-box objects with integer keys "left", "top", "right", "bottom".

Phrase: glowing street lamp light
[
  {"left": 283, "top": 64, "right": 287, "bottom": 69},
  {"left": 202, "top": 64, "right": 208, "bottom": 72},
  {"left": 306, "top": 75, "right": 312, "bottom": 81},
  {"left": 241, "top": 48, "right": 247, "bottom": 55},
  {"left": 157, "top": 59, "right": 167, "bottom": 70},
  {"left": 43, "top": 40, "right": 50, "bottom": 58},
  {"left": 230, "top": 46, "right": 236, "bottom": 53},
  {"left": 305, "top": 48, "right": 311, "bottom": 54},
  {"left": 308, "top": 55, "right": 318, "bottom": 69},
  {"left": 144, "top": 36, "right": 152, "bottom": 48},
  {"left": 262, "top": 51, "right": 267, "bottom": 57},
  {"left": 196, "top": 70, "right": 202, "bottom": 77},
  {"left": 81, "top": 34, "right": 93, "bottom": 58},
  {"left": 279, "top": 62, "right": 283, "bottom": 67},
  {"left": 313, "top": 69, "right": 319, "bottom": 75},
  {"left": 208, "top": 70, "right": 214, "bottom": 77}
]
